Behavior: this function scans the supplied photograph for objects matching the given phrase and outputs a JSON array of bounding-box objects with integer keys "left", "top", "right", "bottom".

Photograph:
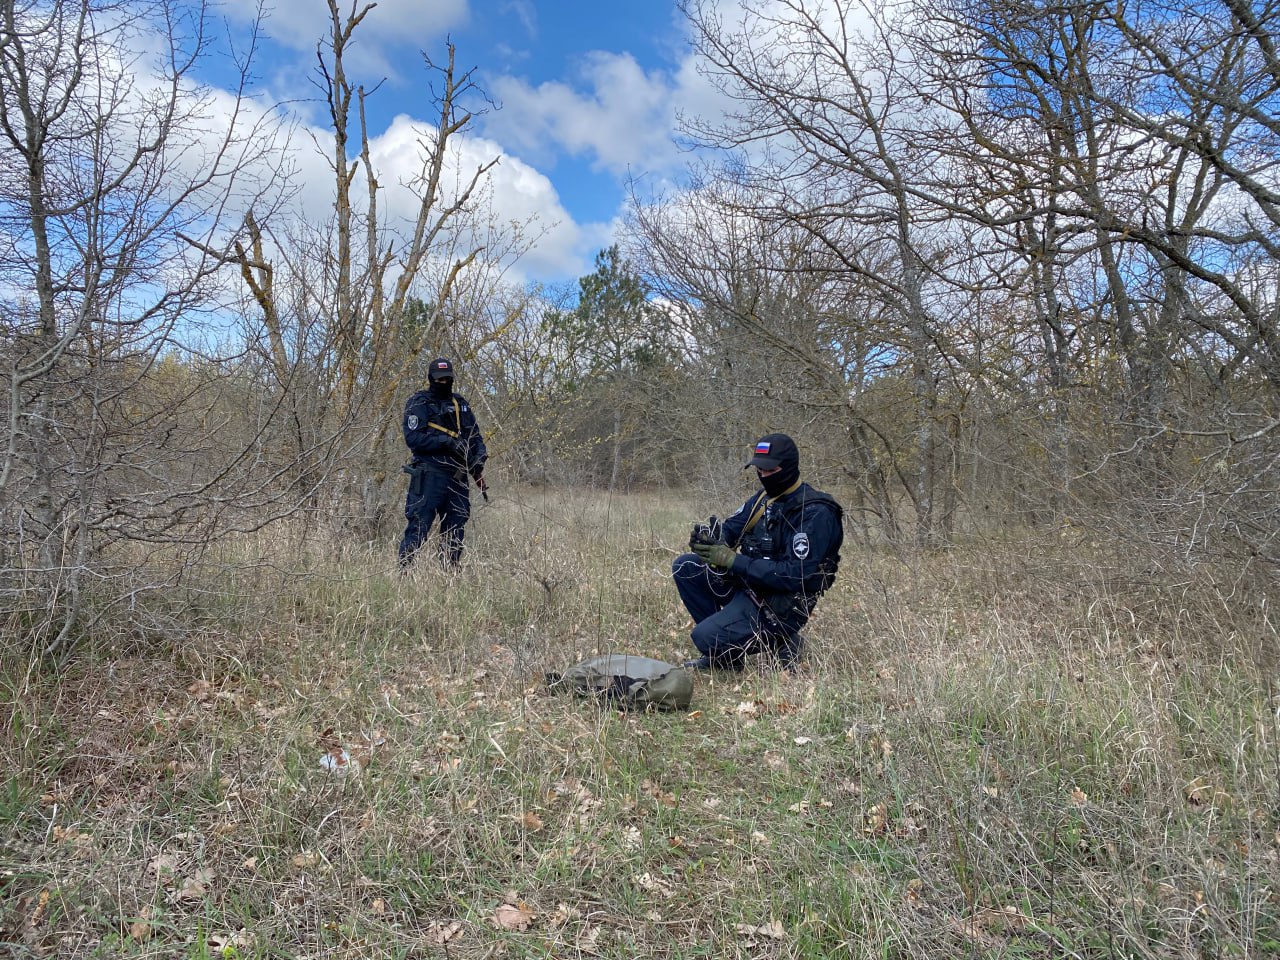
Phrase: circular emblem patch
[{"left": 792, "top": 532, "right": 810, "bottom": 559}]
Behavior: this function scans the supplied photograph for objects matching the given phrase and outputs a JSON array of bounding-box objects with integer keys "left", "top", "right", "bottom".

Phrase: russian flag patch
[{"left": 755, "top": 441, "right": 771, "bottom": 454}]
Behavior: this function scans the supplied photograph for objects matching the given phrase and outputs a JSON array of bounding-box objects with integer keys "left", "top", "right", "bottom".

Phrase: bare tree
[
  {"left": 629, "top": 178, "right": 907, "bottom": 538},
  {"left": 667, "top": 0, "right": 969, "bottom": 544},
  {"left": 910, "top": 0, "right": 1280, "bottom": 557},
  {"left": 0, "top": 0, "right": 290, "bottom": 658},
  {"left": 230, "top": 3, "right": 504, "bottom": 532},
  {"left": 643, "top": 0, "right": 1279, "bottom": 564}
]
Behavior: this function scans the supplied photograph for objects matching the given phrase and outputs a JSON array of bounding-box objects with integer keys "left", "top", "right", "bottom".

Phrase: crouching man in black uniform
[
  {"left": 672, "top": 433, "right": 843, "bottom": 670},
  {"left": 398, "top": 358, "right": 488, "bottom": 568}
]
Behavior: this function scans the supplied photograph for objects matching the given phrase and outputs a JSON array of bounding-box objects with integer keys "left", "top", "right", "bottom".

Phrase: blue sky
[{"left": 203, "top": 0, "right": 718, "bottom": 285}]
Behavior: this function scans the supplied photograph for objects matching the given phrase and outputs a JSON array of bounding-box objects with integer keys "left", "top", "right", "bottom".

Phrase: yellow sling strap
[
  {"left": 425, "top": 398, "right": 463, "bottom": 438},
  {"left": 740, "top": 479, "right": 802, "bottom": 536}
]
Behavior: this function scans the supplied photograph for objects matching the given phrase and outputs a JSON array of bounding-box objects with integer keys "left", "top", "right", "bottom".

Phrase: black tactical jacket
[
  {"left": 720, "top": 482, "right": 843, "bottom": 600},
  {"left": 402, "top": 389, "right": 487, "bottom": 477}
]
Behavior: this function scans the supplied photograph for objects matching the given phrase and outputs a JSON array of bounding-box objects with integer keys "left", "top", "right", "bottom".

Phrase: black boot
[{"left": 682, "top": 654, "right": 744, "bottom": 672}]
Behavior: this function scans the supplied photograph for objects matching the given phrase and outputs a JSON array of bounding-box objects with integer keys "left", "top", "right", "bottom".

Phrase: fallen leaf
[
  {"left": 206, "top": 930, "right": 255, "bottom": 952},
  {"left": 632, "top": 872, "right": 675, "bottom": 898},
  {"left": 127, "top": 908, "right": 153, "bottom": 941},
  {"left": 579, "top": 925, "right": 603, "bottom": 951},
  {"left": 641, "top": 779, "right": 678, "bottom": 806},
  {"left": 317, "top": 726, "right": 343, "bottom": 750},
  {"left": 29, "top": 890, "right": 50, "bottom": 927},
  {"left": 1070, "top": 787, "right": 1088, "bottom": 806},
  {"left": 865, "top": 802, "right": 889, "bottom": 836},
  {"left": 173, "top": 872, "right": 210, "bottom": 902},
  {"left": 548, "top": 903, "right": 581, "bottom": 928},
  {"left": 735, "top": 920, "right": 787, "bottom": 941},
  {"left": 794, "top": 736, "right": 813, "bottom": 745},
  {"left": 431, "top": 919, "right": 464, "bottom": 944},
  {"left": 521, "top": 811, "right": 545, "bottom": 832},
  {"left": 759, "top": 919, "right": 787, "bottom": 940},
  {"left": 493, "top": 902, "right": 536, "bottom": 931},
  {"left": 350, "top": 731, "right": 388, "bottom": 769},
  {"left": 291, "top": 851, "right": 321, "bottom": 868},
  {"left": 762, "top": 751, "right": 787, "bottom": 771},
  {"left": 147, "top": 853, "right": 179, "bottom": 879}
]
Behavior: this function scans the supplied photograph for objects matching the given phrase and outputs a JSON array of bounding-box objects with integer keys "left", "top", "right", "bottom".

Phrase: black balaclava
[
  {"left": 760, "top": 457, "right": 800, "bottom": 497},
  {"left": 746, "top": 433, "right": 801, "bottom": 497},
  {"left": 429, "top": 376, "right": 453, "bottom": 399}
]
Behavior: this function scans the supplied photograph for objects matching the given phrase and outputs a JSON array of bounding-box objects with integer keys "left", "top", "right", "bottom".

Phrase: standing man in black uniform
[
  {"left": 672, "top": 433, "right": 843, "bottom": 670},
  {"left": 399, "top": 358, "right": 488, "bottom": 568}
]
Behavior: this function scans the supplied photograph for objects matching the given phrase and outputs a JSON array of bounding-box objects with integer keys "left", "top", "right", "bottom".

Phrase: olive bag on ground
[{"left": 546, "top": 654, "right": 693, "bottom": 711}]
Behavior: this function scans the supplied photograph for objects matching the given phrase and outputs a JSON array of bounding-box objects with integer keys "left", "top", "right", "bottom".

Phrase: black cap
[
  {"left": 744, "top": 433, "right": 799, "bottom": 470},
  {"left": 428, "top": 358, "right": 454, "bottom": 381}
]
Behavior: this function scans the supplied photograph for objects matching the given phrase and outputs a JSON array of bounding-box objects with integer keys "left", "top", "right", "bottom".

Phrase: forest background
[{"left": 2, "top": 0, "right": 1278, "bottom": 957}]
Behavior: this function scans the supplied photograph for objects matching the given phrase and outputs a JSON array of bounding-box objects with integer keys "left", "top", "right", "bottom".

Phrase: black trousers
[
  {"left": 399, "top": 464, "right": 470, "bottom": 567},
  {"left": 671, "top": 552, "right": 804, "bottom": 665}
]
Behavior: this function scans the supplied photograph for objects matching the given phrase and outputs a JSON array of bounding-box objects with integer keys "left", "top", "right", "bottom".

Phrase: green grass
[{"left": 1, "top": 486, "right": 1278, "bottom": 958}]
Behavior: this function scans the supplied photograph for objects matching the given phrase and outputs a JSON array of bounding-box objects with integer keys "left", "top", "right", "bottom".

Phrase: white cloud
[
  {"left": 150, "top": 75, "right": 594, "bottom": 286},
  {"left": 222, "top": 0, "right": 468, "bottom": 52},
  {"left": 485, "top": 52, "right": 687, "bottom": 177},
  {"left": 219, "top": 0, "right": 470, "bottom": 86},
  {"left": 275, "top": 111, "right": 591, "bottom": 282}
]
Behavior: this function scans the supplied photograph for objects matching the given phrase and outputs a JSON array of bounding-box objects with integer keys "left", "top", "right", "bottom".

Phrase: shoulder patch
[
  {"left": 792, "top": 531, "right": 810, "bottom": 559},
  {"left": 406, "top": 414, "right": 419, "bottom": 430}
]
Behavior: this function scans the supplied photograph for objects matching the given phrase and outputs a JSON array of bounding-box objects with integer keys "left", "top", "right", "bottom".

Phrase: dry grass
[{"left": 2, "top": 486, "right": 1278, "bottom": 958}]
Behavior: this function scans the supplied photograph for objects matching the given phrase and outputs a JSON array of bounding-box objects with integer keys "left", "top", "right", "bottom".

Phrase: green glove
[{"left": 693, "top": 541, "right": 736, "bottom": 569}]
